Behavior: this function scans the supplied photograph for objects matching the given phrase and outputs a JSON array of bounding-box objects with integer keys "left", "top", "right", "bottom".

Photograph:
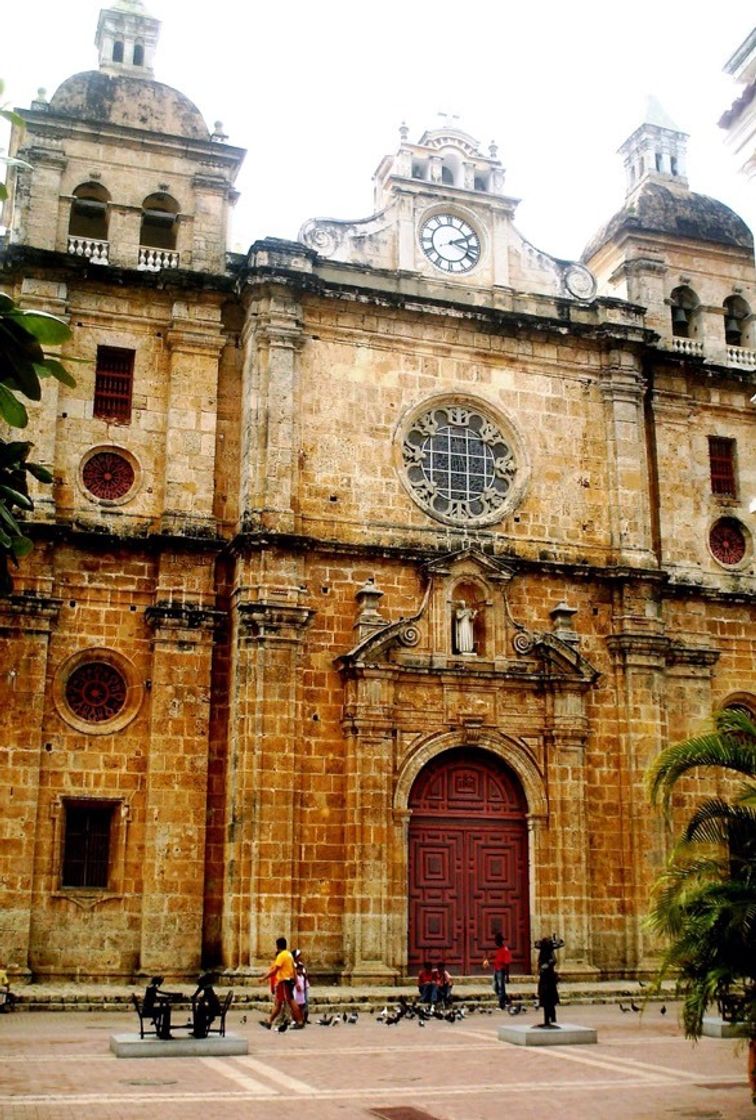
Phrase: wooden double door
[{"left": 408, "top": 748, "right": 530, "bottom": 974}]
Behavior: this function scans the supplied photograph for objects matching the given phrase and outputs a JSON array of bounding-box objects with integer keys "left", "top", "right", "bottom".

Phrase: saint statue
[{"left": 454, "top": 601, "right": 477, "bottom": 655}]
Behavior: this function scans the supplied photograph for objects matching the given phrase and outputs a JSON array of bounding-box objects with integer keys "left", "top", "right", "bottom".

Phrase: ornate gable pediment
[{"left": 336, "top": 549, "right": 599, "bottom": 689}]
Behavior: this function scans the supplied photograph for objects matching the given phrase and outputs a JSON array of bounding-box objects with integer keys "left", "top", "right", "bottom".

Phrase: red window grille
[
  {"left": 708, "top": 436, "right": 737, "bottom": 498},
  {"left": 94, "top": 346, "right": 134, "bottom": 422},
  {"left": 62, "top": 803, "right": 113, "bottom": 888}
]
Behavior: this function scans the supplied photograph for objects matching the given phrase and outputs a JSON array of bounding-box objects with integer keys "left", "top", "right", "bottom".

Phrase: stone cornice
[
  {"left": 236, "top": 601, "right": 315, "bottom": 641},
  {"left": 145, "top": 602, "right": 223, "bottom": 633},
  {"left": 0, "top": 593, "right": 62, "bottom": 632}
]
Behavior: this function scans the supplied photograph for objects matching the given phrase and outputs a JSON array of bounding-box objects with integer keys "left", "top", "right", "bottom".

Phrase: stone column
[
  {"left": 0, "top": 594, "right": 60, "bottom": 980},
  {"left": 221, "top": 595, "right": 313, "bottom": 972},
  {"left": 139, "top": 602, "right": 220, "bottom": 976},
  {"left": 161, "top": 300, "right": 224, "bottom": 536},
  {"left": 599, "top": 349, "right": 656, "bottom": 569}
]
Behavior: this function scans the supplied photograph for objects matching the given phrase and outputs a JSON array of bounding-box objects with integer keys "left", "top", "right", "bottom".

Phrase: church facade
[{"left": 0, "top": 4, "right": 754, "bottom": 984}]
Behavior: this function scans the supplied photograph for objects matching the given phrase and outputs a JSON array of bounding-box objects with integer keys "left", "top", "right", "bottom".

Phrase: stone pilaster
[
  {"left": 0, "top": 595, "right": 61, "bottom": 979},
  {"left": 139, "top": 601, "right": 221, "bottom": 975},
  {"left": 161, "top": 300, "right": 225, "bottom": 536},
  {"left": 606, "top": 624, "right": 670, "bottom": 970},
  {"left": 539, "top": 674, "right": 599, "bottom": 977},
  {"left": 239, "top": 280, "right": 304, "bottom": 535},
  {"left": 341, "top": 682, "right": 400, "bottom": 982},
  {"left": 10, "top": 145, "right": 66, "bottom": 250},
  {"left": 599, "top": 349, "right": 656, "bottom": 568},
  {"left": 221, "top": 595, "right": 313, "bottom": 971}
]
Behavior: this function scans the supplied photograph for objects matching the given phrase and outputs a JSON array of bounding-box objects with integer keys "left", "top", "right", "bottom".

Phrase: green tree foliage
[
  {"left": 0, "top": 292, "right": 76, "bottom": 591},
  {"left": 1, "top": 78, "right": 30, "bottom": 203},
  {"left": 646, "top": 708, "right": 756, "bottom": 1047}
]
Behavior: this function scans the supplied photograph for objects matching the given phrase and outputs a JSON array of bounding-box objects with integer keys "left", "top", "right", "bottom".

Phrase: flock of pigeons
[{"left": 242, "top": 983, "right": 667, "bottom": 1031}]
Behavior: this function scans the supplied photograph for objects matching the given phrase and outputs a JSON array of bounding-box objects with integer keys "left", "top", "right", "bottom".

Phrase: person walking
[
  {"left": 293, "top": 949, "right": 310, "bottom": 1024},
  {"left": 260, "top": 937, "right": 304, "bottom": 1029}
]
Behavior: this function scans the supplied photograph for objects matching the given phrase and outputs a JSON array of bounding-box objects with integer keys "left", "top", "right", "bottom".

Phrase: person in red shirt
[
  {"left": 417, "top": 962, "right": 436, "bottom": 1004},
  {"left": 483, "top": 933, "right": 512, "bottom": 1009}
]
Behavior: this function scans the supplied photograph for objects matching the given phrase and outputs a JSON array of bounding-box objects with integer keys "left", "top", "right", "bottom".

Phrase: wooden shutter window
[
  {"left": 94, "top": 346, "right": 134, "bottom": 422},
  {"left": 62, "top": 804, "right": 113, "bottom": 888},
  {"left": 708, "top": 436, "right": 737, "bottom": 498}
]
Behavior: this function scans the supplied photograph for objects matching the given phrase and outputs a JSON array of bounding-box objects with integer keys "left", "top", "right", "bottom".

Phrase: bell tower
[
  {"left": 619, "top": 96, "right": 689, "bottom": 198},
  {"left": 95, "top": 0, "right": 160, "bottom": 77}
]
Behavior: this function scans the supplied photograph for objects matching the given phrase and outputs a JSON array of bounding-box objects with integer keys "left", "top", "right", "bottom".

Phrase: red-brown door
[{"left": 408, "top": 748, "right": 529, "bottom": 973}]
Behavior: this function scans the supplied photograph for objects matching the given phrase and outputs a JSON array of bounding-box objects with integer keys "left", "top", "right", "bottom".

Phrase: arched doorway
[{"left": 408, "top": 747, "right": 530, "bottom": 974}]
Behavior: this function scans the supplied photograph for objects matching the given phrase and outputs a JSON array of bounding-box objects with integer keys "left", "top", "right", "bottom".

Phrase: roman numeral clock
[{"left": 420, "top": 213, "right": 481, "bottom": 273}]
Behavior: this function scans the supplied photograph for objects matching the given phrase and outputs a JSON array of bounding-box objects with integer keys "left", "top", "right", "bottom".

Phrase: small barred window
[
  {"left": 708, "top": 436, "right": 737, "bottom": 498},
  {"left": 94, "top": 346, "right": 134, "bottom": 423}
]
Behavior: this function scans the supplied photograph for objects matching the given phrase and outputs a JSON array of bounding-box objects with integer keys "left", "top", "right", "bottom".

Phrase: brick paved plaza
[{"left": 0, "top": 1002, "right": 752, "bottom": 1120}]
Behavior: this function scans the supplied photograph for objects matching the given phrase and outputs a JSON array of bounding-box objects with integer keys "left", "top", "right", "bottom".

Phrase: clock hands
[{"left": 448, "top": 235, "right": 477, "bottom": 250}]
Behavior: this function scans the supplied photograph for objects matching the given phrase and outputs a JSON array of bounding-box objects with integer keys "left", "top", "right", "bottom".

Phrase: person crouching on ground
[
  {"left": 260, "top": 937, "right": 304, "bottom": 1029},
  {"left": 417, "top": 961, "right": 436, "bottom": 1004},
  {"left": 435, "top": 962, "right": 453, "bottom": 1007}
]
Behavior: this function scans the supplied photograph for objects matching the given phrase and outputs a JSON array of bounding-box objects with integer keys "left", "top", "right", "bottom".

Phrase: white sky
[{"left": 2, "top": 0, "right": 754, "bottom": 262}]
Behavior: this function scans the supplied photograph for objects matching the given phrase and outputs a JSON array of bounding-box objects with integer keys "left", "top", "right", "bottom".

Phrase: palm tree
[{"left": 646, "top": 707, "right": 756, "bottom": 1100}]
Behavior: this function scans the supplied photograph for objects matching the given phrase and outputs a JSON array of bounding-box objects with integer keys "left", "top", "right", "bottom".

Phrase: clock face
[{"left": 420, "top": 214, "right": 480, "bottom": 273}]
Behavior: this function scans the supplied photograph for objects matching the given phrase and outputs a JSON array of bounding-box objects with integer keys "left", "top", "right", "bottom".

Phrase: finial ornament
[{"left": 399, "top": 121, "right": 409, "bottom": 142}]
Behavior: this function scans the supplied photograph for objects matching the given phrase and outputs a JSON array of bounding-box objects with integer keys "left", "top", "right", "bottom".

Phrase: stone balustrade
[
  {"left": 670, "top": 337, "right": 704, "bottom": 357},
  {"left": 726, "top": 344, "right": 756, "bottom": 369},
  {"left": 67, "top": 236, "right": 109, "bottom": 264},
  {"left": 138, "top": 247, "right": 180, "bottom": 271}
]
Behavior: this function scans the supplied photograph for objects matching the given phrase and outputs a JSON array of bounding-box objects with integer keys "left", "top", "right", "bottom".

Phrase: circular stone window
[
  {"left": 709, "top": 517, "right": 748, "bottom": 567},
  {"left": 54, "top": 648, "right": 142, "bottom": 735},
  {"left": 399, "top": 401, "right": 523, "bottom": 526},
  {"left": 65, "top": 661, "right": 127, "bottom": 723},
  {"left": 82, "top": 450, "right": 135, "bottom": 500}
]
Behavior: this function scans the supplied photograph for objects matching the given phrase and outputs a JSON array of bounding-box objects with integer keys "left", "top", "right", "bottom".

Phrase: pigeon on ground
[
  {"left": 619, "top": 1003, "right": 631, "bottom": 1013},
  {"left": 347, "top": 1012, "right": 359, "bottom": 1024},
  {"left": 240, "top": 1015, "right": 247, "bottom": 1024},
  {"left": 660, "top": 1005, "right": 667, "bottom": 1015},
  {"left": 631, "top": 1001, "right": 641, "bottom": 1013}
]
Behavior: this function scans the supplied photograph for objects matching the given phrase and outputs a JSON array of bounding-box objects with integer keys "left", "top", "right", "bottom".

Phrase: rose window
[
  {"left": 82, "top": 451, "right": 135, "bottom": 500},
  {"left": 402, "top": 405, "right": 516, "bottom": 525},
  {"left": 65, "top": 662, "right": 128, "bottom": 723},
  {"left": 709, "top": 518, "right": 747, "bottom": 567}
]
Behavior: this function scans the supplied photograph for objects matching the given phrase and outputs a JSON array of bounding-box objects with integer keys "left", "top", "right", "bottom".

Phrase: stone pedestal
[
  {"left": 110, "top": 1032, "right": 249, "bottom": 1058},
  {"left": 702, "top": 1016, "right": 743, "bottom": 1039},
  {"left": 497, "top": 1022, "right": 597, "bottom": 1046}
]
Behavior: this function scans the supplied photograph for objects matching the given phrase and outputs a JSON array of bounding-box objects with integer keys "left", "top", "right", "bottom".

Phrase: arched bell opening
[
  {"left": 68, "top": 182, "right": 110, "bottom": 242},
  {"left": 139, "top": 192, "right": 180, "bottom": 251}
]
